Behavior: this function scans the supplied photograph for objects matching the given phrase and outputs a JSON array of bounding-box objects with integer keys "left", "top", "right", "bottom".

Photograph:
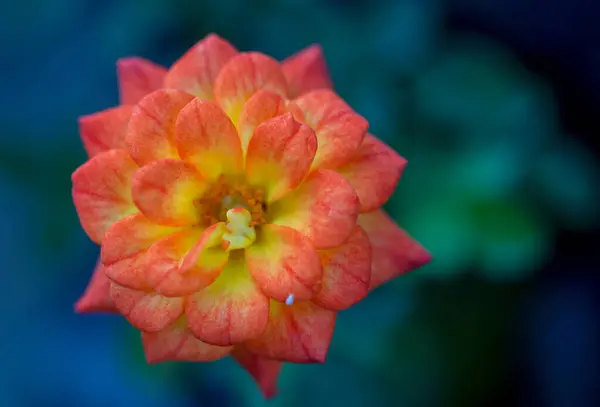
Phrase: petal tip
[
  {"left": 283, "top": 44, "right": 333, "bottom": 97},
  {"left": 74, "top": 296, "right": 97, "bottom": 314},
  {"left": 413, "top": 245, "right": 433, "bottom": 269},
  {"left": 143, "top": 352, "right": 163, "bottom": 365},
  {"left": 116, "top": 57, "right": 167, "bottom": 105}
]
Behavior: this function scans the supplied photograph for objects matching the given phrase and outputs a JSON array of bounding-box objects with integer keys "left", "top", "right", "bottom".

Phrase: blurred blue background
[{"left": 1, "top": 0, "right": 599, "bottom": 406}]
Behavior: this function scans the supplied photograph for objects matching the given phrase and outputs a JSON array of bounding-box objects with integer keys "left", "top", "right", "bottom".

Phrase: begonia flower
[{"left": 72, "top": 34, "right": 430, "bottom": 398}]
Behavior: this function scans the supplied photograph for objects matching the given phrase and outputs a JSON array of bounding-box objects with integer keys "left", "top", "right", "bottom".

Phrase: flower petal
[
  {"left": 358, "top": 210, "right": 431, "bottom": 289},
  {"left": 175, "top": 98, "right": 243, "bottom": 180},
  {"left": 246, "top": 113, "right": 317, "bottom": 202},
  {"left": 186, "top": 256, "right": 269, "bottom": 346},
  {"left": 282, "top": 44, "right": 333, "bottom": 98},
  {"left": 164, "top": 34, "right": 238, "bottom": 99},
  {"left": 291, "top": 89, "right": 368, "bottom": 170},
  {"left": 72, "top": 149, "right": 138, "bottom": 243},
  {"left": 237, "top": 90, "right": 288, "bottom": 153},
  {"left": 117, "top": 57, "right": 167, "bottom": 105},
  {"left": 269, "top": 169, "right": 359, "bottom": 249},
  {"left": 338, "top": 135, "right": 407, "bottom": 212},
  {"left": 313, "top": 226, "right": 371, "bottom": 311},
  {"left": 145, "top": 226, "right": 229, "bottom": 297},
  {"left": 74, "top": 261, "right": 116, "bottom": 313},
  {"left": 214, "top": 52, "right": 288, "bottom": 124},
  {"left": 179, "top": 222, "right": 228, "bottom": 273},
  {"left": 231, "top": 347, "right": 282, "bottom": 399},
  {"left": 110, "top": 282, "right": 184, "bottom": 332},
  {"left": 78, "top": 106, "right": 134, "bottom": 158},
  {"left": 246, "top": 300, "right": 336, "bottom": 363},
  {"left": 131, "top": 158, "right": 208, "bottom": 226},
  {"left": 142, "top": 317, "right": 232, "bottom": 363},
  {"left": 102, "top": 213, "right": 178, "bottom": 289},
  {"left": 126, "top": 89, "right": 194, "bottom": 166},
  {"left": 246, "top": 224, "right": 322, "bottom": 302},
  {"left": 104, "top": 254, "right": 148, "bottom": 291}
]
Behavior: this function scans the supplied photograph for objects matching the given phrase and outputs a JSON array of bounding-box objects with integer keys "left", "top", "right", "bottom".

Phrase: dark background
[{"left": 1, "top": 0, "right": 598, "bottom": 406}]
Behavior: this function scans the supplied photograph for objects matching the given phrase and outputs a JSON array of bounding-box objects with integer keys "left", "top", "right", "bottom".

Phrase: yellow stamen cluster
[{"left": 194, "top": 175, "right": 267, "bottom": 227}]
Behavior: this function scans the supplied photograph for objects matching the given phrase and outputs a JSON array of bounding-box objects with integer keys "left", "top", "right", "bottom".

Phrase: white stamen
[{"left": 285, "top": 294, "right": 294, "bottom": 306}]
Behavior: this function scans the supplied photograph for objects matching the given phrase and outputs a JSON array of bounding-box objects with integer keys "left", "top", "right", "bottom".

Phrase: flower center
[{"left": 194, "top": 176, "right": 266, "bottom": 250}]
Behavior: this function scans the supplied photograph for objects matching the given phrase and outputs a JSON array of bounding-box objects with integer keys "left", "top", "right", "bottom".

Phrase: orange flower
[{"left": 72, "top": 34, "right": 430, "bottom": 398}]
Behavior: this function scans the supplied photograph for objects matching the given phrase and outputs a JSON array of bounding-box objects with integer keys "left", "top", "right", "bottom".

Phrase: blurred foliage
[{"left": 1, "top": 0, "right": 598, "bottom": 406}]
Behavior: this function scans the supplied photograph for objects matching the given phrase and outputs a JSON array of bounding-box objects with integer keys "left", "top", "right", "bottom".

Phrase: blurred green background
[{"left": 1, "top": 0, "right": 599, "bottom": 406}]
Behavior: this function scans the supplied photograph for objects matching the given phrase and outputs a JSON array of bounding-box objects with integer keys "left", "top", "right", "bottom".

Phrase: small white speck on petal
[{"left": 285, "top": 294, "right": 294, "bottom": 306}]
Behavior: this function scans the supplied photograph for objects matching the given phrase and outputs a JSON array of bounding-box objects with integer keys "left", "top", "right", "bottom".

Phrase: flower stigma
[{"left": 222, "top": 207, "right": 256, "bottom": 251}]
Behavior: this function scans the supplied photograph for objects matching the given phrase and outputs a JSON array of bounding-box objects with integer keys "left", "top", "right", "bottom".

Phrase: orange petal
[
  {"left": 269, "top": 169, "right": 359, "bottom": 249},
  {"left": 291, "top": 89, "right": 368, "bottom": 170},
  {"left": 126, "top": 89, "right": 194, "bottom": 166},
  {"left": 142, "top": 317, "right": 232, "bottom": 363},
  {"left": 110, "top": 282, "right": 184, "bottom": 332},
  {"left": 145, "top": 226, "right": 229, "bottom": 296},
  {"left": 313, "top": 226, "right": 371, "bottom": 311},
  {"left": 246, "top": 300, "right": 336, "bottom": 363},
  {"left": 74, "top": 261, "right": 116, "bottom": 313},
  {"left": 358, "top": 210, "right": 431, "bottom": 289},
  {"left": 186, "top": 256, "right": 269, "bottom": 346},
  {"left": 72, "top": 149, "right": 138, "bottom": 244},
  {"left": 117, "top": 57, "right": 167, "bottom": 105},
  {"left": 131, "top": 159, "right": 208, "bottom": 226},
  {"left": 282, "top": 44, "right": 333, "bottom": 98},
  {"left": 101, "top": 213, "right": 178, "bottom": 289},
  {"left": 246, "top": 224, "right": 322, "bottom": 302},
  {"left": 174, "top": 98, "right": 243, "bottom": 180},
  {"left": 78, "top": 106, "right": 134, "bottom": 158},
  {"left": 245, "top": 113, "right": 317, "bottom": 202},
  {"left": 231, "top": 347, "right": 282, "bottom": 399},
  {"left": 104, "top": 254, "right": 148, "bottom": 291},
  {"left": 179, "top": 222, "right": 227, "bottom": 273},
  {"left": 237, "top": 90, "right": 288, "bottom": 153},
  {"left": 164, "top": 34, "right": 238, "bottom": 99},
  {"left": 214, "top": 52, "right": 288, "bottom": 124},
  {"left": 338, "top": 135, "right": 407, "bottom": 212}
]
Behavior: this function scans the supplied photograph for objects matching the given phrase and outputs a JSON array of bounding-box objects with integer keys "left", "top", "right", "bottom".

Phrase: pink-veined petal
[
  {"left": 126, "top": 89, "right": 194, "bottom": 166},
  {"left": 102, "top": 213, "right": 178, "bottom": 290},
  {"left": 246, "top": 300, "right": 336, "bottom": 363},
  {"left": 246, "top": 224, "right": 322, "bottom": 302},
  {"left": 313, "top": 226, "right": 371, "bottom": 310},
  {"left": 338, "top": 135, "right": 407, "bottom": 212},
  {"left": 175, "top": 98, "right": 243, "bottom": 180},
  {"left": 110, "top": 282, "right": 184, "bottom": 332},
  {"left": 245, "top": 113, "right": 317, "bottom": 202},
  {"left": 72, "top": 149, "right": 138, "bottom": 244},
  {"left": 164, "top": 34, "right": 238, "bottom": 99},
  {"left": 237, "top": 90, "right": 288, "bottom": 153},
  {"left": 291, "top": 89, "right": 368, "bottom": 170},
  {"left": 232, "top": 347, "right": 283, "bottom": 399},
  {"left": 78, "top": 106, "right": 134, "bottom": 158},
  {"left": 145, "top": 225, "right": 229, "bottom": 296},
  {"left": 117, "top": 57, "right": 167, "bottom": 105},
  {"left": 131, "top": 159, "right": 208, "bottom": 226},
  {"left": 214, "top": 52, "right": 288, "bottom": 124},
  {"left": 186, "top": 256, "right": 269, "bottom": 346},
  {"left": 282, "top": 44, "right": 333, "bottom": 98},
  {"left": 142, "top": 317, "right": 232, "bottom": 363},
  {"left": 358, "top": 210, "right": 431, "bottom": 289},
  {"left": 74, "top": 261, "right": 115, "bottom": 313},
  {"left": 269, "top": 169, "right": 359, "bottom": 249}
]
